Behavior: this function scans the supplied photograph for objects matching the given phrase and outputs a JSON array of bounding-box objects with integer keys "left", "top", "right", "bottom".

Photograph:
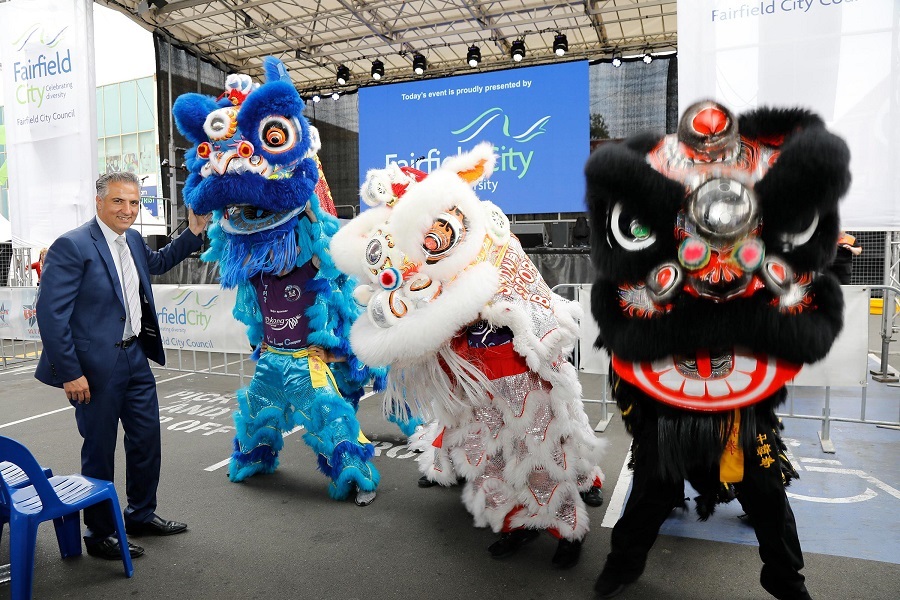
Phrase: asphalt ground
[{"left": 1, "top": 347, "right": 898, "bottom": 600}]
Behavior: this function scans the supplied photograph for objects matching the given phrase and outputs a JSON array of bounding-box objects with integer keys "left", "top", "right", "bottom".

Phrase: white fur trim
[{"left": 330, "top": 206, "right": 392, "bottom": 277}]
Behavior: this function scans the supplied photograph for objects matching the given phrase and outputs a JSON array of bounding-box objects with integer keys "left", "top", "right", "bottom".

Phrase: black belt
[{"left": 116, "top": 335, "right": 139, "bottom": 348}]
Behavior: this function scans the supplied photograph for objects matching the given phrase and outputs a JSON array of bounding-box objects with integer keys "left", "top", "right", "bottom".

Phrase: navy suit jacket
[{"left": 35, "top": 217, "right": 203, "bottom": 389}]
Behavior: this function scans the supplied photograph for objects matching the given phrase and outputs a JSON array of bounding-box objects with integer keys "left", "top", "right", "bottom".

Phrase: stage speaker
[
  {"left": 548, "top": 222, "right": 569, "bottom": 248},
  {"left": 511, "top": 223, "right": 546, "bottom": 248}
]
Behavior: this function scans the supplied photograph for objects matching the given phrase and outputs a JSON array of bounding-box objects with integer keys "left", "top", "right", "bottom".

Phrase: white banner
[
  {"left": 0, "top": 0, "right": 97, "bottom": 248},
  {"left": 677, "top": 0, "right": 900, "bottom": 231},
  {"left": 792, "top": 285, "right": 870, "bottom": 387},
  {"left": 0, "top": 286, "right": 41, "bottom": 341},
  {"left": 153, "top": 285, "right": 249, "bottom": 353},
  {"left": 577, "top": 284, "right": 611, "bottom": 375},
  {"left": 0, "top": 284, "right": 249, "bottom": 352}
]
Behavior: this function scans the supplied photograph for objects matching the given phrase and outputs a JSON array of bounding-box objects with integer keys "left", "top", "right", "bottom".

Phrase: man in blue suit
[{"left": 36, "top": 171, "right": 210, "bottom": 560}]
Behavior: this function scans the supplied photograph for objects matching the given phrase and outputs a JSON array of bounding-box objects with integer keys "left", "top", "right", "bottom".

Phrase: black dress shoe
[
  {"left": 594, "top": 574, "right": 626, "bottom": 598},
  {"left": 487, "top": 528, "right": 540, "bottom": 558},
  {"left": 551, "top": 538, "right": 582, "bottom": 569},
  {"left": 126, "top": 514, "right": 188, "bottom": 536},
  {"left": 84, "top": 536, "right": 144, "bottom": 560},
  {"left": 581, "top": 485, "right": 604, "bottom": 507},
  {"left": 418, "top": 475, "right": 438, "bottom": 488}
]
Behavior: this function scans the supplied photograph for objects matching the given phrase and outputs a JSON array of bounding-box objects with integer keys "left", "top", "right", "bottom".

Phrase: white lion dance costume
[
  {"left": 332, "top": 142, "right": 604, "bottom": 567},
  {"left": 172, "top": 57, "right": 384, "bottom": 505}
]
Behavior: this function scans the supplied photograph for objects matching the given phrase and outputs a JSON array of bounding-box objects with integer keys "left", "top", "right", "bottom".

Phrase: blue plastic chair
[
  {"left": 0, "top": 435, "right": 134, "bottom": 599},
  {"left": 1, "top": 461, "right": 53, "bottom": 488},
  {"left": 0, "top": 460, "right": 53, "bottom": 536}
]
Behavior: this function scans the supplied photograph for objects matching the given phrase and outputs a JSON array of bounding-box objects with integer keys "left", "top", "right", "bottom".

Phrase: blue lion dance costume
[{"left": 173, "top": 57, "right": 389, "bottom": 504}]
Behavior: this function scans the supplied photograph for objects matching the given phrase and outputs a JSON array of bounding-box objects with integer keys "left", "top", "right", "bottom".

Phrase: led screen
[{"left": 359, "top": 61, "right": 589, "bottom": 214}]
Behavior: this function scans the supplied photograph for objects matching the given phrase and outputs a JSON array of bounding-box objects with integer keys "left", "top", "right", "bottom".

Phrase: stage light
[
  {"left": 312, "top": 93, "right": 321, "bottom": 103},
  {"left": 331, "top": 91, "right": 341, "bottom": 100},
  {"left": 553, "top": 34, "right": 568, "bottom": 57},
  {"left": 510, "top": 39, "right": 526, "bottom": 62},
  {"left": 336, "top": 64, "right": 350, "bottom": 85},
  {"left": 371, "top": 59, "right": 384, "bottom": 80},
  {"left": 412, "top": 52, "right": 426, "bottom": 75},
  {"left": 612, "top": 50, "right": 622, "bottom": 68},
  {"left": 642, "top": 50, "right": 653, "bottom": 64},
  {"left": 467, "top": 45, "right": 481, "bottom": 68}
]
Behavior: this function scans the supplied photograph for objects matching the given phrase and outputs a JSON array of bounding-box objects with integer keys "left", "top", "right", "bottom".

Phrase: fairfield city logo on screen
[
  {"left": 10, "top": 23, "right": 74, "bottom": 110},
  {"left": 383, "top": 107, "right": 548, "bottom": 186}
]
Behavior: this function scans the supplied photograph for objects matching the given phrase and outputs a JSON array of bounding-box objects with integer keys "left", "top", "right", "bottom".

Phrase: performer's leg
[
  {"left": 595, "top": 433, "right": 684, "bottom": 596},
  {"left": 229, "top": 355, "right": 289, "bottom": 482},
  {"left": 304, "top": 389, "right": 379, "bottom": 501},
  {"left": 286, "top": 355, "right": 379, "bottom": 501},
  {"left": 735, "top": 430, "right": 811, "bottom": 600},
  {"left": 597, "top": 466, "right": 683, "bottom": 585}
]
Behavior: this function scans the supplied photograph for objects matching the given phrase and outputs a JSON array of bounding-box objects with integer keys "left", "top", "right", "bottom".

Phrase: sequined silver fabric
[
  {"left": 555, "top": 499, "right": 578, "bottom": 529},
  {"left": 494, "top": 371, "right": 545, "bottom": 417},
  {"left": 527, "top": 468, "right": 560, "bottom": 506},
  {"left": 464, "top": 429, "right": 486, "bottom": 466},
  {"left": 474, "top": 406, "right": 505, "bottom": 438},
  {"left": 526, "top": 402, "right": 553, "bottom": 441}
]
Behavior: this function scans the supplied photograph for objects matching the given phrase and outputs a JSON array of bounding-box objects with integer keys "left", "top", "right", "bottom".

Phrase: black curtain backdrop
[{"left": 151, "top": 50, "right": 678, "bottom": 285}]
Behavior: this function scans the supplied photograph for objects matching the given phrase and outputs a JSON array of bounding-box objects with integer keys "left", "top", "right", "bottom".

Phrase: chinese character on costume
[
  {"left": 331, "top": 142, "right": 605, "bottom": 568},
  {"left": 172, "top": 57, "right": 386, "bottom": 506},
  {"left": 586, "top": 101, "right": 850, "bottom": 599}
]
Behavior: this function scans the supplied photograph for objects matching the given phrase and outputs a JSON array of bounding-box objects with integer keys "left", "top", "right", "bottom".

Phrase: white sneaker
[{"left": 355, "top": 489, "right": 376, "bottom": 507}]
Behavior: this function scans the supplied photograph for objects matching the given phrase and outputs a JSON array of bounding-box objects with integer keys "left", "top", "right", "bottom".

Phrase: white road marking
[
  {"left": 204, "top": 425, "right": 304, "bottom": 471},
  {"left": 600, "top": 449, "right": 633, "bottom": 528},
  {"left": 787, "top": 489, "right": 878, "bottom": 503},
  {"left": 0, "top": 406, "right": 72, "bottom": 429},
  {"left": 800, "top": 465, "right": 900, "bottom": 500},
  {"left": 798, "top": 457, "right": 842, "bottom": 465},
  {"left": 202, "top": 390, "right": 381, "bottom": 472}
]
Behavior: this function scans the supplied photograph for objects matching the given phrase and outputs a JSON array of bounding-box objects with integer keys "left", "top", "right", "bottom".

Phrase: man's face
[{"left": 96, "top": 181, "right": 140, "bottom": 235}]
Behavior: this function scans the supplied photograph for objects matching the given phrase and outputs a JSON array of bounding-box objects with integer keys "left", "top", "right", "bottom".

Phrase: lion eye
[
  {"left": 630, "top": 220, "right": 651, "bottom": 240},
  {"left": 610, "top": 202, "right": 656, "bottom": 250},
  {"left": 203, "top": 108, "right": 238, "bottom": 140},
  {"left": 258, "top": 116, "right": 298, "bottom": 153}
]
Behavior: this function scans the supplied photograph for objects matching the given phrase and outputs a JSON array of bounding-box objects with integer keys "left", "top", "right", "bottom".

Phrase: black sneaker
[
  {"left": 551, "top": 538, "right": 582, "bottom": 569},
  {"left": 487, "top": 528, "right": 540, "bottom": 558},
  {"left": 581, "top": 485, "right": 604, "bottom": 507}
]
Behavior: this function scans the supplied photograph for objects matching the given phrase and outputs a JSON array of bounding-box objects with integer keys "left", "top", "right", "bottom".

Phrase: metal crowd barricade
[
  {"left": 552, "top": 282, "right": 900, "bottom": 449},
  {"left": 783, "top": 284, "right": 900, "bottom": 453},
  {"left": 0, "top": 338, "right": 42, "bottom": 369},
  {"left": 551, "top": 283, "right": 615, "bottom": 432},
  {"left": 158, "top": 348, "right": 253, "bottom": 387}
]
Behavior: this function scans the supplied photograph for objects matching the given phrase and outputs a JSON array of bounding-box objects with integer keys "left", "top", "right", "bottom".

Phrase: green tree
[{"left": 590, "top": 113, "right": 610, "bottom": 140}]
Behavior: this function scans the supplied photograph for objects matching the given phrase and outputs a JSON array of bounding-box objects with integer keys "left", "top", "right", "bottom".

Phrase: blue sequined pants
[{"left": 228, "top": 348, "right": 379, "bottom": 499}]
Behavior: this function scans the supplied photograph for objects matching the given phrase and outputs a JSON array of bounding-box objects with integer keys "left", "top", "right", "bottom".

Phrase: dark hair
[{"left": 96, "top": 172, "right": 140, "bottom": 199}]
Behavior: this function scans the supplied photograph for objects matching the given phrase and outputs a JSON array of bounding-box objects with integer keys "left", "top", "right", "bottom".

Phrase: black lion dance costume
[{"left": 585, "top": 101, "right": 850, "bottom": 600}]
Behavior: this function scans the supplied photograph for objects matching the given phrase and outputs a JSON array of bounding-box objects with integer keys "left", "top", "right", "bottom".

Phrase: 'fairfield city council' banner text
[{"left": 0, "top": 0, "right": 97, "bottom": 248}]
